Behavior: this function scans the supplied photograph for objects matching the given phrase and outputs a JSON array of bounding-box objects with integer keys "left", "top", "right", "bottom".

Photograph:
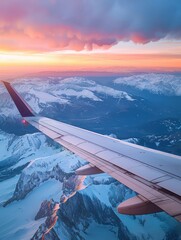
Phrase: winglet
[{"left": 2, "top": 81, "right": 35, "bottom": 117}]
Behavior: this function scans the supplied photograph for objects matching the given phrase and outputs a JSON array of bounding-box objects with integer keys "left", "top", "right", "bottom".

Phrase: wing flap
[{"left": 158, "top": 178, "right": 181, "bottom": 196}]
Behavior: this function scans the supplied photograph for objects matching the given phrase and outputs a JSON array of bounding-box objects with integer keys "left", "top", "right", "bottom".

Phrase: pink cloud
[{"left": 0, "top": 0, "right": 181, "bottom": 52}]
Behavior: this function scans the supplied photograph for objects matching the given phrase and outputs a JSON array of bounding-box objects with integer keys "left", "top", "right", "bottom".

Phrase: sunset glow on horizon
[
  {"left": 0, "top": 0, "right": 181, "bottom": 77},
  {"left": 1, "top": 51, "right": 181, "bottom": 78}
]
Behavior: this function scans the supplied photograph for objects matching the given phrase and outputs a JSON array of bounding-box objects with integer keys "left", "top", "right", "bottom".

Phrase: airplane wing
[{"left": 2, "top": 81, "right": 181, "bottom": 222}]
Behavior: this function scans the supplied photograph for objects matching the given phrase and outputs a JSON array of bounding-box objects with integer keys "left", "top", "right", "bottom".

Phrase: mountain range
[{"left": 0, "top": 73, "right": 180, "bottom": 240}]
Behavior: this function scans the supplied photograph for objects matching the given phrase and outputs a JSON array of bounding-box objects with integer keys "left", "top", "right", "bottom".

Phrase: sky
[{"left": 0, "top": 0, "right": 181, "bottom": 77}]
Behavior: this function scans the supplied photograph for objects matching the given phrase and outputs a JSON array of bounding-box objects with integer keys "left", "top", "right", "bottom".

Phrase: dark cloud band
[{"left": 0, "top": 0, "right": 181, "bottom": 51}]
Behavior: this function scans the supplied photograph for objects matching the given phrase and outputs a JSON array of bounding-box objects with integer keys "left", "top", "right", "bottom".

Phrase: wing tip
[
  {"left": 1, "top": 80, "right": 9, "bottom": 85},
  {"left": 2, "top": 80, "right": 35, "bottom": 117}
]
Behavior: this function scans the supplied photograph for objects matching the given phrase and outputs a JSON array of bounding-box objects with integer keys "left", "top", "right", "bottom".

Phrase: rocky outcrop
[
  {"left": 32, "top": 199, "right": 60, "bottom": 240},
  {"left": 0, "top": 130, "right": 61, "bottom": 182},
  {"left": 56, "top": 191, "right": 134, "bottom": 240},
  {"left": 30, "top": 172, "right": 134, "bottom": 240},
  {"left": 3, "top": 150, "right": 85, "bottom": 207},
  {"left": 35, "top": 199, "right": 59, "bottom": 221}
]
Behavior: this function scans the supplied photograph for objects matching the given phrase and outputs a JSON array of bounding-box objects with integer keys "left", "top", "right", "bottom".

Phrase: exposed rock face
[
  {"left": 4, "top": 151, "right": 85, "bottom": 206},
  {"left": 4, "top": 165, "right": 71, "bottom": 206},
  {"left": 29, "top": 170, "right": 135, "bottom": 240},
  {"left": 35, "top": 199, "right": 59, "bottom": 220},
  {"left": 32, "top": 199, "right": 60, "bottom": 240},
  {"left": 0, "top": 130, "right": 61, "bottom": 182},
  {"left": 57, "top": 191, "right": 134, "bottom": 240}
]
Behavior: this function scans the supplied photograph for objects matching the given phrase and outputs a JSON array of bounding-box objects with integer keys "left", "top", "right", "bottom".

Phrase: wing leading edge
[{"left": 2, "top": 81, "right": 181, "bottom": 222}]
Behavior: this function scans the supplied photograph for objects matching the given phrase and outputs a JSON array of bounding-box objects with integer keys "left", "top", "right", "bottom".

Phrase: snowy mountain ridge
[
  {"left": 0, "top": 77, "right": 134, "bottom": 116},
  {"left": 114, "top": 73, "right": 181, "bottom": 96}
]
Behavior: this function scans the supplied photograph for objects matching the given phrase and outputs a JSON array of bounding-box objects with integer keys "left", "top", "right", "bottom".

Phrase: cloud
[{"left": 0, "top": 0, "right": 181, "bottom": 51}]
